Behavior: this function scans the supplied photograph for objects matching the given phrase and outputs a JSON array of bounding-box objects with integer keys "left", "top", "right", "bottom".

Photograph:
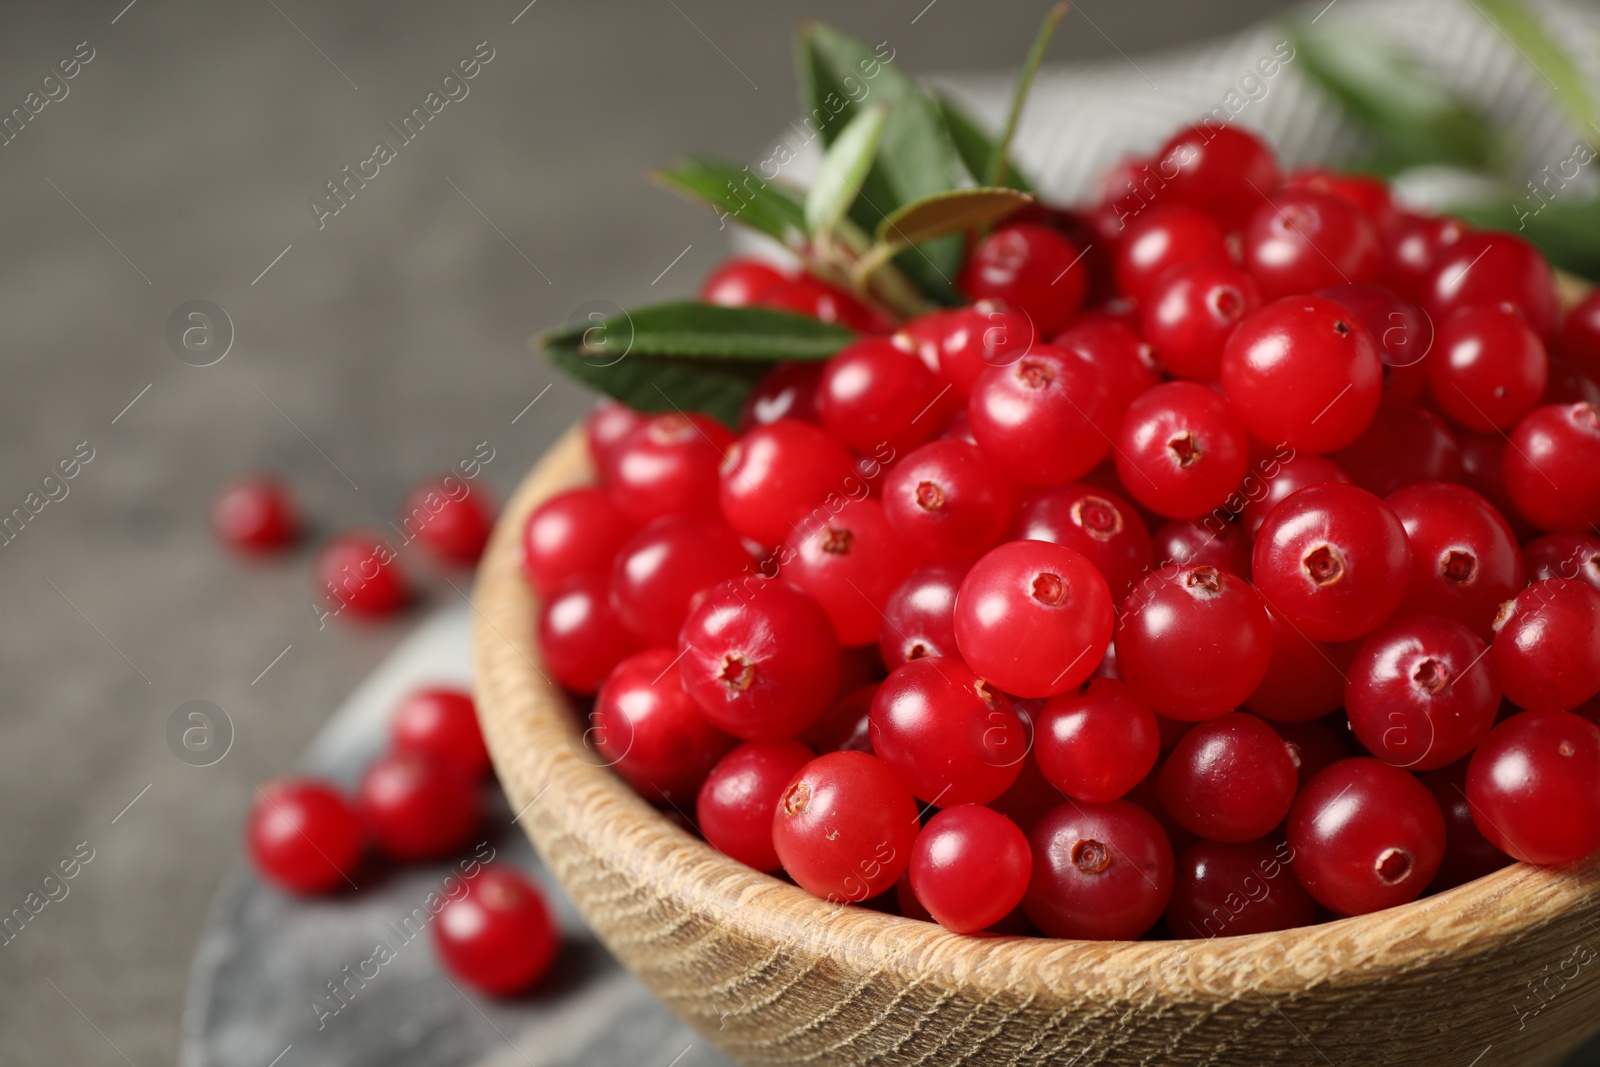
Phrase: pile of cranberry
[
  {"left": 536, "top": 121, "right": 1600, "bottom": 942},
  {"left": 245, "top": 688, "right": 559, "bottom": 995}
]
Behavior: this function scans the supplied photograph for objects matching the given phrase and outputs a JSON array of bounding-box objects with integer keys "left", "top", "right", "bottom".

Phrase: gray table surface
[{"left": 3, "top": 1, "right": 1596, "bottom": 1064}]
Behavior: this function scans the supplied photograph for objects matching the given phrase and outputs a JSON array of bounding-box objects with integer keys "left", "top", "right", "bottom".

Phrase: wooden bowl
[{"left": 474, "top": 423, "right": 1600, "bottom": 1067}]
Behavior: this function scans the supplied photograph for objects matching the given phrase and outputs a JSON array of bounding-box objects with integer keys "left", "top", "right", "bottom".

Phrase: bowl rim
[{"left": 472, "top": 420, "right": 1600, "bottom": 1005}]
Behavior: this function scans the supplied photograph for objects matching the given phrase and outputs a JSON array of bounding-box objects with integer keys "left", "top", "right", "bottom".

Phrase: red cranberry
[
  {"left": 1242, "top": 189, "right": 1383, "bottom": 300},
  {"left": 954, "top": 540, "right": 1114, "bottom": 698},
  {"left": 1555, "top": 288, "right": 1600, "bottom": 382},
  {"left": 1052, "top": 314, "right": 1161, "bottom": 417},
  {"left": 677, "top": 582, "right": 841, "bottom": 740},
  {"left": 1317, "top": 283, "right": 1433, "bottom": 405},
  {"left": 1420, "top": 760, "right": 1511, "bottom": 891},
  {"left": 212, "top": 476, "right": 298, "bottom": 553},
  {"left": 803, "top": 683, "right": 877, "bottom": 756},
  {"left": 1425, "top": 229, "right": 1558, "bottom": 338},
  {"left": 1251, "top": 482, "right": 1412, "bottom": 642},
  {"left": 878, "top": 561, "right": 967, "bottom": 669},
  {"left": 958, "top": 223, "right": 1087, "bottom": 337},
  {"left": 697, "top": 740, "right": 814, "bottom": 871},
  {"left": 700, "top": 257, "right": 786, "bottom": 307},
  {"left": 1277, "top": 715, "right": 1357, "bottom": 784},
  {"left": 1458, "top": 429, "right": 1538, "bottom": 540},
  {"left": 882, "top": 439, "right": 1013, "bottom": 562},
  {"left": 1284, "top": 168, "right": 1399, "bottom": 236},
  {"left": 1543, "top": 355, "right": 1600, "bottom": 407},
  {"left": 610, "top": 516, "right": 748, "bottom": 648},
  {"left": 1288, "top": 758, "right": 1445, "bottom": 915},
  {"left": 988, "top": 748, "right": 1067, "bottom": 836},
  {"left": 1428, "top": 305, "right": 1548, "bottom": 431},
  {"left": 909, "top": 805, "right": 1032, "bottom": 934},
  {"left": 1157, "top": 712, "right": 1297, "bottom": 842},
  {"left": 1023, "top": 799, "right": 1174, "bottom": 940},
  {"left": 392, "top": 688, "right": 489, "bottom": 779},
  {"left": 1383, "top": 212, "right": 1466, "bottom": 304},
  {"left": 1242, "top": 607, "right": 1355, "bottom": 723},
  {"left": 918, "top": 300, "right": 1036, "bottom": 400},
  {"left": 869, "top": 657, "right": 1027, "bottom": 805},
  {"left": 1152, "top": 517, "right": 1253, "bottom": 576},
  {"left": 755, "top": 271, "right": 891, "bottom": 332},
  {"left": 1524, "top": 533, "right": 1600, "bottom": 594},
  {"left": 1034, "top": 678, "right": 1159, "bottom": 803},
  {"left": 1386, "top": 482, "right": 1524, "bottom": 638},
  {"left": 1140, "top": 259, "right": 1262, "bottom": 381},
  {"left": 358, "top": 749, "right": 481, "bottom": 863},
  {"left": 1239, "top": 451, "right": 1352, "bottom": 537},
  {"left": 401, "top": 477, "right": 494, "bottom": 566},
  {"left": 520, "top": 487, "right": 634, "bottom": 597},
  {"left": 772, "top": 751, "right": 918, "bottom": 902},
  {"left": 719, "top": 418, "right": 858, "bottom": 548},
  {"left": 1166, "top": 838, "right": 1315, "bottom": 938},
  {"left": 1492, "top": 578, "right": 1600, "bottom": 713},
  {"left": 1112, "top": 203, "right": 1228, "bottom": 303},
  {"left": 968, "top": 346, "right": 1115, "bottom": 488},
  {"left": 786, "top": 499, "right": 913, "bottom": 646},
  {"left": 1465, "top": 710, "right": 1600, "bottom": 865},
  {"left": 247, "top": 779, "right": 362, "bottom": 894},
  {"left": 1157, "top": 123, "right": 1282, "bottom": 231},
  {"left": 605, "top": 413, "right": 734, "bottom": 526},
  {"left": 1504, "top": 402, "right": 1600, "bottom": 533},
  {"left": 537, "top": 573, "right": 638, "bottom": 695},
  {"left": 1114, "top": 381, "right": 1250, "bottom": 520},
  {"left": 592, "top": 648, "right": 736, "bottom": 803},
  {"left": 741, "top": 362, "right": 822, "bottom": 428},
  {"left": 586, "top": 398, "right": 643, "bottom": 472},
  {"left": 818, "top": 337, "right": 945, "bottom": 455},
  {"left": 315, "top": 533, "right": 409, "bottom": 620},
  {"left": 433, "top": 866, "right": 559, "bottom": 995},
  {"left": 1220, "top": 295, "right": 1383, "bottom": 454},
  {"left": 1009, "top": 482, "right": 1152, "bottom": 600},
  {"left": 1330, "top": 404, "right": 1464, "bottom": 498}
]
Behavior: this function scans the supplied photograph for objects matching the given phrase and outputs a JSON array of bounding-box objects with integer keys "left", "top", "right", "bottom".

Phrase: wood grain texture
[{"left": 473, "top": 424, "right": 1600, "bottom": 1067}]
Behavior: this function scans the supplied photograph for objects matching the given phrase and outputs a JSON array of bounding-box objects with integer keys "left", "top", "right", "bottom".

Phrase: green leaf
[
  {"left": 936, "top": 94, "right": 1032, "bottom": 192},
  {"left": 806, "top": 104, "right": 889, "bottom": 238},
  {"left": 990, "top": 1, "right": 1068, "bottom": 188},
  {"left": 539, "top": 302, "right": 857, "bottom": 424},
  {"left": 1289, "top": 23, "right": 1497, "bottom": 173},
  {"left": 1473, "top": 0, "right": 1598, "bottom": 134},
  {"left": 796, "top": 23, "right": 962, "bottom": 301},
  {"left": 874, "top": 188, "right": 1034, "bottom": 249},
  {"left": 1452, "top": 197, "right": 1600, "bottom": 281},
  {"left": 655, "top": 157, "right": 808, "bottom": 246}
]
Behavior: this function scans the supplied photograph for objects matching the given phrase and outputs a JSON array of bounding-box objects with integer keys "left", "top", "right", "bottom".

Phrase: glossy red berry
[
  {"left": 401, "top": 476, "right": 494, "bottom": 566},
  {"left": 696, "top": 740, "right": 813, "bottom": 871},
  {"left": 1157, "top": 712, "right": 1297, "bottom": 842},
  {"left": 611, "top": 516, "right": 749, "bottom": 648},
  {"left": 1284, "top": 168, "right": 1399, "bottom": 236},
  {"left": 1220, "top": 295, "right": 1383, "bottom": 453},
  {"left": 1427, "top": 305, "right": 1548, "bottom": 431},
  {"left": 1009, "top": 482, "right": 1152, "bottom": 600},
  {"left": 968, "top": 346, "right": 1116, "bottom": 488},
  {"left": 1420, "top": 760, "right": 1511, "bottom": 891},
  {"left": 1504, "top": 402, "right": 1600, "bottom": 533},
  {"left": 315, "top": 533, "right": 409, "bottom": 620},
  {"left": 882, "top": 439, "right": 1012, "bottom": 561},
  {"left": 678, "top": 583, "right": 841, "bottom": 740},
  {"left": 592, "top": 648, "right": 736, "bottom": 803},
  {"left": 1545, "top": 354, "right": 1600, "bottom": 407},
  {"left": 918, "top": 300, "right": 1037, "bottom": 400},
  {"left": 1458, "top": 429, "right": 1537, "bottom": 540},
  {"left": 1052, "top": 314, "right": 1161, "bottom": 417},
  {"left": 1524, "top": 533, "right": 1600, "bottom": 594},
  {"left": 1114, "top": 381, "right": 1250, "bottom": 520},
  {"left": 700, "top": 257, "right": 787, "bottom": 307},
  {"left": 954, "top": 540, "right": 1114, "bottom": 698},
  {"left": 772, "top": 751, "right": 918, "bottom": 902},
  {"left": 1166, "top": 838, "right": 1315, "bottom": 938},
  {"left": 786, "top": 499, "right": 913, "bottom": 646},
  {"left": 1140, "top": 258, "right": 1262, "bottom": 380},
  {"left": 1023, "top": 799, "right": 1173, "bottom": 940},
  {"left": 586, "top": 398, "right": 643, "bottom": 471},
  {"left": 1157, "top": 123, "right": 1282, "bottom": 231},
  {"left": 1251, "top": 482, "right": 1412, "bottom": 642},
  {"left": 741, "top": 362, "right": 822, "bottom": 428},
  {"left": 1491, "top": 578, "right": 1600, "bottom": 713},
  {"left": 1034, "top": 678, "right": 1159, "bottom": 803},
  {"left": 605, "top": 413, "right": 734, "bottom": 526},
  {"left": 520, "top": 487, "right": 634, "bottom": 597},
  {"left": 1330, "top": 404, "right": 1464, "bottom": 498},
  {"left": 1241, "top": 606, "right": 1354, "bottom": 724},
  {"left": 878, "top": 561, "right": 967, "bottom": 669},
  {"left": 802, "top": 683, "right": 877, "bottom": 756},
  {"left": 1383, "top": 212, "right": 1466, "bottom": 304},
  {"left": 1426, "top": 229, "right": 1558, "bottom": 338},
  {"left": 909, "top": 805, "right": 1032, "bottom": 933},
  {"left": 1239, "top": 451, "right": 1351, "bottom": 537},
  {"left": 959, "top": 223, "right": 1087, "bottom": 337},
  {"left": 247, "top": 779, "right": 362, "bottom": 894},
  {"left": 1278, "top": 715, "right": 1357, "bottom": 785},
  {"left": 1556, "top": 288, "right": 1600, "bottom": 382},
  {"left": 433, "top": 866, "right": 559, "bottom": 996},
  {"left": 1317, "top": 283, "right": 1433, "bottom": 406},
  {"left": 537, "top": 573, "right": 638, "bottom": 694},
  {"left": 1240, "top": 189, "right": 1383, "bottom": 300},
  {"left": 718, "top": 418, "right": 858, "bottom": 548},
  {"left": 1386, "top": 482, "right": 1523, "bottom": 638},
  {"left": 358, "top": 749, "right": 481, "bottom": 863},
  {"left": 818, "top": 337, "right": 944, "bottom": 455},
  {"left": 1111, "top": 203, "right": 1228, "bottom": 303},
  {"left": 1152, "top": 517, "right": 1253, "bottom": 577},
  {"left": 1345, "top": 614, "right": 1500, "bottom": 770},
  {"left": 1465, "top": 710, "right": 1600, "bottom": 865},
  {"left": 392, "top": 688, "right": 489, "bottom": 779},
  {"left": 869, "top": 657, "right": 1027, "bottom": 805},
  {"left": 212, "top": 476, "right": 298, "bottom": 553},
  {"left": 1117, "top": 564, "right": 1272, "bottom": 721},
  {"left": 755, "top": 271, "right": 891, "bottom": 332},
  {"left": 1288, "top": 758, "right": 1445, "bottom": 915}
]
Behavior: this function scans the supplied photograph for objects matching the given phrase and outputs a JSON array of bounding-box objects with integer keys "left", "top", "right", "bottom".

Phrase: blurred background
[{"left": 4, "top": 0, "right": 1600, "bottom": 1063}]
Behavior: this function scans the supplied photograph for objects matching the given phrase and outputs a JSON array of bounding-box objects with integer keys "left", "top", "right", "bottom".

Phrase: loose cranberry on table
[
  {"left": 968, "top": 346, "right": 1115, "bottom": 488},
  {"left": 772, "top": 750, "right": 919, "bottom": 903},
  {"left": 402, "top": 476, "right": 495, "bottom": 566},
  {"left": 869, "top": 657, "right": 1027, "bottom": 806},
  {"left": 954, "top": 540, "right": 1113, "bottom": 698},
  {"left": 881, "top": 439, "right": 1012, "bottom": 562},
  {"left": 817, "top": 336, "right": 945, "bottom": 455},
  {"left": 1157, "top": 712, "right": 1298, "bottom": 843},
  {"left": 1238, "top": 451, "right": 1351, "bottom": 537},
  {"left": 1251, "top": 482, "right": 1412, "bottom": 642},
  {"left": 1288, "top": 758, "right": 1445, "bottom": 916},
  {"left": 909, "top": 805, "right": 1032, "bottom": 934},
  {"left": 603, "top": 412, "right": 734, "bottom": 526},
  {"left": 1140, "top": 259, "right": 1262, "bottom": 381},
  {"left": 1523, "top": 533, "right": 1600, "bottom": 594},
  {"left": 1317, "top": 283, "right": 1433, "bottom": 406},
  {"left": 1166, "top": 838, "right": 1316, "bottom": 939},
  {"left": 1242, "top": 607, "right": 1355, "bottom": 724},
  {"left": 1111, "top": 203, "right": 1228, "bottom": 304},
  {"left": 1424, "top": 228, "right": 1559, "bottom": 338},
  {"left": 1427, "top": 305, "right": 1548, "bottom": 432},
  {"left": 1023, "top": 799, "right": 1174, "bottom": 940},
  {"left": 1329, "top": 404, "right": 1464, "bottom": 498},
  {"left": 1344, "top": 614, "right": 1500, "bottom": 771},
  {"left": 1491, "top": 578, "right": 1600, "bottom": 714},
  {"left": 697, "top": 740, "right": 814, "bottom": 871},
  {"left": 1240, "top": 189, "right": 1383, "bottom": 300},
  {"left": 1033, "top": 678, "right": 1158, "bottom": 803},
  {"left": 1113, "top": 381, "right": 1249, "bottom": 520},
  {"left": 520, "top": 487, "right": 634, "bottom": 597},
  {"left": 212, "top": 475, "right": 298, "bottom": 553},
  {"left": 878, "top": 560, "right": 967, "bottom": 669},
  {"left": 718, "top": 418, "right": 857, "bottom": 548},
  {"left": 1466, "top": 710, "right": 1600, "bottom": 866},
  {"left": 958, "top": 222, "right": 1087, "bottom": 337},
  {"left": 1385, "top": 482, "right": 1523, "bottom": 639},
  {"left": 740, "top": 361, "right": 822, "bottom": 428},
  {"left": 433, "top": 866, "right": 559, "bottom": 996},
  {"left": 1503, "top": 402, "right": 1600, "bottom": 533},
  {"left": 1156, "top": 123, "right": 1282, "bottom": 231},
  {"left": 610, "top": 515, "right": 749, "bottom": 648},
  {"left": 358, "top": 749, "right": 481, "bottom": 863},
  {"left": 1421, "top": 760, "right": 1512, "bottom": 892},
  {"left": 537, "top": 573, "right": 638, "bottom": 695},
  {"left": 1152, "top": 517, "right": 1252, "bottom": 577},
  {"left": 392, "top": 687, "right": 490, "bottom": 779},
  {"left": 315, "top": 533, "right": 410, "bottom": 620},
  {"left": 592, "top": 648, "right": 736, "bottom": 804},
  {"left": 786, "top": 499, "right": 913, "bottom": 646},
  {"left": 1009, "top": 482, "right": 1152, "bottom": 600},
  {"left": 585, "top": 397, "right": 643, "bottom": 471},
  {"left": 247, "top": 779, "right": 362, "bottom": 894}
]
